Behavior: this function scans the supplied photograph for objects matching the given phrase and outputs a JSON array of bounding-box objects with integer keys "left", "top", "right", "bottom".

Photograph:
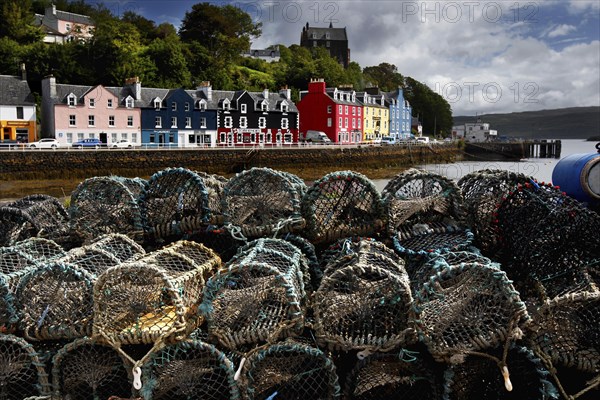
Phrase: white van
[
  {"left": 301, "top": 130, "right": 332, "bottom": 144},
  {"left": 415, "top": 136, "right": 430, "bottom": 144}
]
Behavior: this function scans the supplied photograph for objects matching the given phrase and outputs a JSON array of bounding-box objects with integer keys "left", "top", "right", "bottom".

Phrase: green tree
[
  {"left": 179, "top": 2, "right": 261, "bottom": 60},
  {"left": 0, "top": 37, "right": 24, "bottom": 75},
  {"left": 313, "top": 47, "right": 345, "bottom": 87},
  {"left": 285, "top": 45, "right": 316, "bottom": 89},
  {"left": 404, "top": 77, "right": 452, "bottom": 136},
  {"left": 363, "top": 63, "right": 404, "bottom": 91},
  {"left": 144, "top": 35, "right": 191, "bottom": 88},
  {"left": 0, "top": 0, "right": 43, "bottom": 44},
  {"left": 343, "top": 62, "right": 365, "bottom": 91},
  {"left": 121, "top": 11, "right": 157, "bottom": 44}
]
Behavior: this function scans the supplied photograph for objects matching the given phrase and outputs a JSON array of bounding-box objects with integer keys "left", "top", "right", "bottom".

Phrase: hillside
[{"left": 453, "top": 107, "right": 600, "bottom": 139}]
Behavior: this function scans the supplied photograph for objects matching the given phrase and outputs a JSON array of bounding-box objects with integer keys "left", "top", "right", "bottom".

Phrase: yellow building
[
  {"left": 358, "top": 92, "right": 388, "bottom": 142},
  {"left": 0, "top": 73, "right": 37, "bottom": 144}
]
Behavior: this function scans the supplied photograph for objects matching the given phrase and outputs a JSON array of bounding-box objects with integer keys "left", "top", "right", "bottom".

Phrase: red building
[{"left": 297, "top": 79, "right": 363, "bottom": 144}]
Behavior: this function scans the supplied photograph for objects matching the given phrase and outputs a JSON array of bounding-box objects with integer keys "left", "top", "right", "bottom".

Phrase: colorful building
[
  {"left": 41, "top": 76, "right": 141, "bottom": 146},
  {"left": 357, "top": 91, "right": 388, "bottom": 143},
  {"left": 0, "top": 71, "right": 37, "bottom": 144},
  {"left": 385, "top": 88, "right": 413, "bottom": 140},
  {"left": 34, "top": 5, "right": 94, "bottom": 44},
  {"left": 297, "top": 79, "right": 363, "bottom": 144}
]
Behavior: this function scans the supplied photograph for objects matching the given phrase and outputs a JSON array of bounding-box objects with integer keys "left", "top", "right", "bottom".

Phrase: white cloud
[
  {"left": 547, "top": 24, "right": 577, "bottom": 38},
  {"left": 567, "top": 0, "right": 600, "bottom": 13}
]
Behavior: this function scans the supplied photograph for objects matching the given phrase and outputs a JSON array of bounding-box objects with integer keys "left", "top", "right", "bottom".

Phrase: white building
[{"left": 452, "top": 119, "right": 497, "bottom": 142}]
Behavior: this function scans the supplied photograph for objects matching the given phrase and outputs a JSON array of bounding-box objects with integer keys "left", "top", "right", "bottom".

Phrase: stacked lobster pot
[
  {"left": 69, "top": 176, "right": 147, "bottom": 244},
  {"left": 92, "top": 240, "right": 221, "bottom": 393},
  {"left": 0, "top": 334, "right": 51, "bottom": 398},
  {"left": 222, "top": 167, "right": 307, "bottom": 240},
  {"left": 0, "top": 194, "right": 70, "bottom": 247},
  {"left": 313, "top": 239, "right": 414, "bottom": 354},
  {"left": 383, "top": 168, "right": 472, "bottom": 263},
  {"left": 301, "top": 171, "right": 385, "bottom": 246},
  {"left": 141, "top": 168, "right": 227, "bottom": 244}
]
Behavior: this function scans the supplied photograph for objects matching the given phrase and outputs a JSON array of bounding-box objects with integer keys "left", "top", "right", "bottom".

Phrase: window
[
  {"left": 171, "top": 102, "right": 177, "bottom": 111},
  {"left": 281, "top": 118, "right": 289, "bottom": 129},
  {"left": 352, "top": 118, "right": 356, "bottom": 129},
  {"left": 258, "top": 117, "right": 266, "bottom": 128},
  {"left": 326, "top": 32, "right": 330, "bottom": 39},
  {"left": 241, "top": 104, "right": 247, "bottom": 114},
  {"left": 339, "top": 105, "right": 342, "bottom": 114},
  {"left": 339, "top": 117, "right": 342, "bottom": 126},
  {"left": 126, "top": 97, "right": 134, "bottom": 108},
  {"left": 352, "top": 107, "right": 356, "bottom": 116},
  {"left": 69, "top": 115, "right": 76, "bottom": 126},
  {"left": 326, "top": 41, "right": 330, "bottom": 47},
  {"left": 66, "top": 23, "right": 71, "bottom": 31},
  {"left": 345, "top": 106, "right": 348, "bottom": 114},
  {"left": 66, "top": 133, "right": 72, "bottom": 143},
  {"left": 108, "top": 116, "right": 115, "bottom": 126},
  {"left": 77, "top": 132, "right": 84, "bottom": 140},
  {"left": 127, "top": 116, "right": 133, "bottom": 127},
  {"left": 200, "top": 117, "right": 207, "bottom": 128},
  {"left": 155, "top": 116, "right": 162, "bottom": 128},
  {"left": 222, "top": 99, "right": 230, "bottom": 110},
  {"left": 327, "top": 105, "right": 332, "bottom": 114},
  {"left": 89, "top": 133, "right": 95, "bottom": 139},
  {"left": 131, "top": 133, "right": 137, "bottom": 143},
  {"left": 240, "top": 116, "right": 247, "bottom": 128},
  {"left": 121, "top": 133, "right": 128, "bottom": 140},
  {"left": 88, "top": 115, "right": 95, "bottom": 126},
  {"left": 171, "top": 117, "right": 177, "bottom": 128},
  {"left": 68, "top": 94, "right": 76, "bottom": 107},
  {"left": 261, "top": 101, "right": 268, "bottom": 112},
  {"left": 185, "top": 102, "right": 190, "bottom": 112},
  {"left": 358, "top": 108, "right": 361, "bottom": 116},
  {"left": 185, "top": 117, "right": 192, "bottom": 128},
  {"left": 154, "top": 99, "right": 161, "bottom": 110},
  {"left": 312, "top": 32, "right": 317, "bottom": 39},
  {"left": 89, "top": 98, "right": 95, "bottom": 108},
  {"left": 16, "top": 107, "right": 24, "bottom": 119},
  {"left": 107, "top": 99, "right": 113, "bottom": 108},
  {"left": 327, "top": 118, "right": 332, "bottom": 127},
  {"left": 198, "top": 100, "right": 206, "bottom": 111},
  {"left": 224, "top": 116, "right": 233, "bottom": 128},
  {"left": 281, "top": 103, "right": 288, "bottom": 112},
  {"left": 344, "top": 117, "right": 348, "bottom": 128},
  {"left": 111, "top": 133, "right": 117, "bottom": 142}
]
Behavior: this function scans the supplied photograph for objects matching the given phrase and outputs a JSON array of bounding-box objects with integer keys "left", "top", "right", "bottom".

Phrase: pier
[{"left": 525, "top": 139, "right": 562, "bottom": 159}]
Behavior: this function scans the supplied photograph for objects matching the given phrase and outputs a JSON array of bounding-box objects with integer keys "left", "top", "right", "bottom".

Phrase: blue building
[
  {"left": 384, "top": 88, "right": 413, "bottom": 140},
  {"left": 139, "top": 84, "right": 217, "bottom": 147}
]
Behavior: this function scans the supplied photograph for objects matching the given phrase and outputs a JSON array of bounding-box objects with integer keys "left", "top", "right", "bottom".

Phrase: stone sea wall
[{"left": 0, "top": 144, "right": 459, "bottom": 180}]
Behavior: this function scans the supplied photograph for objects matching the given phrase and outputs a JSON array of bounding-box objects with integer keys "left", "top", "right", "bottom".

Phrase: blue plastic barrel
[{"left": 552, "top": 152, "right": 600, "bottom": 205}]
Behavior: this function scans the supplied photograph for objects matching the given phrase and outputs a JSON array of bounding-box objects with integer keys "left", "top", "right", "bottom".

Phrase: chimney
[
  {"left": 279, "top": 86, "right": 291, "bottom": 100},
  {"left": 51, "top": 4, "right": 56, "bottom": 15},
  {"left": 308, "top": 78, "right": 326, "bottom": 94},
  {"left": 20, "top": 63, "right": 27, "bottom": 81},
  {"left": 43, "top": 75, "right": 57, "bottom": 99},
  {"left": 125, "top": 77, "right": 141, "bottom": 100},
  {"left": 262, "top": 88, "right": 269, "bottom": 99},
  {"left": 198, "top": 81, "right": 212, "bottom": 101}
]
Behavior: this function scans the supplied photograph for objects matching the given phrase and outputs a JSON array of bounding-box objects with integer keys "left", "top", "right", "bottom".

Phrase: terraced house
[
  {"left": 0, "top": 69, "right": 37, "bottom": 145},
  {"left": 357, "top": 90, "right": 388, "bottom": 143},
  {"left": 41, "top": 76, "right": 141, "bottom": 147},
  {"left": 385, "top": 88, "right": 413, "bottom": 140}
]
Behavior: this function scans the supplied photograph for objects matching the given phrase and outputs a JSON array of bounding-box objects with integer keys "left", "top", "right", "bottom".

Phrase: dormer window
[
  {"left": 67, "top": 94, "right": 77, "bottom": 107},
  {"left": 66, "top": 23, "right": 71, "bottom": 31},
  {"left": 222, "top": 99, "right": 230, "bottom": 111},
  {"left": 125, "top": 96, "right": 134, "bottom": 108},
  {"left": 241, "top": 104, "right": 247, "bottom": 114},
  {"left": 261, "top": 100, "right": 268, "bottom": 112},
  {"left": 154, "top": 98, "right": 161, "bottom": 110},
  {"left": 107, "top": 98, "right": 113, "bottom": 108},
  {"left": 280, "top": 101, "right": 288, "bottom": 113},
  {"left": 312, "top": 32, "right": 317, "bottom": 39},
  {"left": 171, "top": 102, "right": 177, "bottom": 111},
  {"left": 197, "top": 100, "right": 207, "bottom": 111},
  {"left": 89, "top": 98, "right": 95, "bottom": 108}
]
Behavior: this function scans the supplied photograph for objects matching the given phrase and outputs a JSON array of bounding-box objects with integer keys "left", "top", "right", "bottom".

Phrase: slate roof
[
  {"left": 54, "top": 9, "right": 92, "bottom": 26},
  {"left": 304, "top": 27, "right": 348, "bottom": 41},
  {"left": 0, "top": 75, "right": 36, "bottom": 106}
]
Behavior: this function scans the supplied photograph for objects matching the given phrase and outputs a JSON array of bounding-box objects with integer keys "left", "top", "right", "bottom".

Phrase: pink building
[
  {"left": 35, "top": 5, "right": 94, "bottom": 44},
  {"left": 41, "top": 76, "right": 141, "bottom": 147}
]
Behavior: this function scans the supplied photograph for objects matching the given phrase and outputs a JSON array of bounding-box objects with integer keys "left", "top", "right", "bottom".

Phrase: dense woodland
[{"left": 0, "top": 0, "right": 452, "bottom": 136}]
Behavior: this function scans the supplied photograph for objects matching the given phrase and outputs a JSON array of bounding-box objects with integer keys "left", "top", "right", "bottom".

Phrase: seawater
[{"left": 373, "top": 139, "right": 598, "bottom": 191}]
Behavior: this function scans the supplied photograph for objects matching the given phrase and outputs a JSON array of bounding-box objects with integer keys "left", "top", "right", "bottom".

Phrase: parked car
[
  {"left": 380, "top": 136, "right": 397, "bottom": 145},
  {"left": 72, "top": 138, "right": 103, "bottom": 149},
  {"left": 28, "top": 138, "right": 60, "bottom": 149},
  {"left": 111, "top": 139, "right": 134, "bottom": 149}
]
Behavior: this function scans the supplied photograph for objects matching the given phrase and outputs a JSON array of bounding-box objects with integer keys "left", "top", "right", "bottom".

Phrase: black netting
[{"left": 0, "top": 334, "right": 51, "bottom": 398}]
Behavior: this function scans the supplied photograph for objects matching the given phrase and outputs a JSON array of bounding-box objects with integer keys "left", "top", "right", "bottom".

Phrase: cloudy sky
[{"left": 93, "top": 0, "right": 599, "bottom": 116}]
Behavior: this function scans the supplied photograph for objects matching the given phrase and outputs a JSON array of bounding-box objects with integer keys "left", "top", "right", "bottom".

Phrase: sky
[{"left": 89, "top": 0, "right": 600, "bottom": 116}]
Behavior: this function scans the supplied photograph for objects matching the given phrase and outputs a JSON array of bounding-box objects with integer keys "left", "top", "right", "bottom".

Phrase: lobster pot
[
  {"left": 93, "top": 241, "right": 220, "bottom": 346},
  {"left": 279, "top": 234, "right": 320, "bottom": 291},
  {"left": 301, "top": 171, "right": 384, "bottom": 244},
  {"left": 496, "top": 182, "right": 600, "bottom": 299},
  {"left": 0, "top": 247, "right": 39, "bottom": 292},
  {"left": 410, "top": 250, "right": 494, "bottom": 294},
  {"left": 222, "top": 167, "right": 306, "bottom": 238},
  {"left": 443, "top": 345, "right": 557, "bottom": 400},
  {"left": 51, "top": 338, "right": 132, "bottom": 400},
  {"left": 0, "top": 275, "right": 17, "bottom": 332},
  {"left": 343, "top": 352, "right": 442, "bottom": 400},
  {"left": 0, "top": 194, "right": 69, "bottom": 246},
  {"left": 11, "top": 237, "right": 65, "bottom": 262},
  {"left": 0, "top": 334, "right": 51, "bottom": 398},
  {"left": 242, "top": 340, "right": 340, "bottom": 400},
  {"left": 313, "top": 244, "right": 414, "bottom": 352},
  {"left": 529, "top": 292, "right": 600, "bottom": 374},
  {"left": 383, "top": 169, "right": 471, "bottom": 258},
  {"left": 69, "top": 176, "right": 146, "bottom": 244},
  {"left": 201, "top": 238, "right": 307, "bottom": 350},
  {"left": 139, "top": 340, "right": 239, "bottom": 400},
  {"left": 196, "top": 171, "right": 228, "bottom": 223},
  {"left": 87, "top": 233, "right": 146, "bottom": 263},
  {"left": 57, "top": 246, "right": 123, "bottom": 277},
  {"left": 141, "top": 168, "right": 212, "bottom": 240},
  {"left": 15, "top": 262, "right": 95, "bottom": 341},
  {"left": 457, "top": 169, "right": 532, "bottom": 254},
  {"left": 411, "top": 263, "right": 529, "bottom": 364}
]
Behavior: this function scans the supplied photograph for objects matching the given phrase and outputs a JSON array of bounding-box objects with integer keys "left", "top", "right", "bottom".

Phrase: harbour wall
[{"left": 0, "top": 144, "right": 460, "bottom": 180}]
